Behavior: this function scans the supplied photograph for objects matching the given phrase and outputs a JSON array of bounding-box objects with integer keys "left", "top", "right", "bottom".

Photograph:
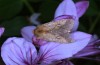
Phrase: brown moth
[{"left": 33, "top": 19, "right": 74, "bottom": 43}]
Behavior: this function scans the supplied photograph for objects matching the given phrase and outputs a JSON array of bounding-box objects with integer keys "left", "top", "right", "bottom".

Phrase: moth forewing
[
  {"left": 38, "top": 33, "right": 67, "bottom": 43},
  {"left": 34, "top": 19, "right": 74, "bottom": 43},
  {"left": 62, "top": 19, "right": 74, "bottom": 31}
]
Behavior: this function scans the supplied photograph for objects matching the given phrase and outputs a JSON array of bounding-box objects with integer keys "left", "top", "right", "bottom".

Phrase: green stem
[
  {"left": 22, "top": 0, "right": 34, "bottom": 14},
  {"left": 89, "top": 17, "right": 92, "bottom": 26},
  {"left": 89, "top": 13, "right": 100, "bottom": 33}
]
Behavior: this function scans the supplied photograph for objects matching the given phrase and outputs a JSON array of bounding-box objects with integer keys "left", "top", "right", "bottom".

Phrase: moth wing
[
  {"left": 34, "top": 19, "right": 74, "bottom": 43},
  {"left": 37, "top": 33, "right": 67, "bottom": 43},
  {"left": 63, "top": 19, "right": 74, "bottom": 31}
]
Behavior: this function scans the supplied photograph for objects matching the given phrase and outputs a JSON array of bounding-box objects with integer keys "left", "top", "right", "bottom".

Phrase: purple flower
[
  {"left": 0, "top": 27, "right": 4, "bottom": 37},
  {"left": 1, "top": 0, "right": 94, "bottom": 65},
  {"left": 1, "top": 32, "right": 91, "bottom": 65}
]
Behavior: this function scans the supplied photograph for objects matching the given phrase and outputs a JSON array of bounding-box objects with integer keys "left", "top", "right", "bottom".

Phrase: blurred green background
[{"left": 0, "top": 0, "right": 100, "bottom": 65}]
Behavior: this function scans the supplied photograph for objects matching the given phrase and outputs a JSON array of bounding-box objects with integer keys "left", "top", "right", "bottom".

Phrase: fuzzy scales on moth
[{"left": 33, "top": 19, "right": 74, "bottom": 43}]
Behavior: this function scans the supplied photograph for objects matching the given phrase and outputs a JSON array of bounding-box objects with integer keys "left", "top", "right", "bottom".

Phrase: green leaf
[
  {"left": 0, "top": 0, "right": 23, "bottom": 20},
  {"left": 0, "top": 16, "right": 29, "bottom": 36}
]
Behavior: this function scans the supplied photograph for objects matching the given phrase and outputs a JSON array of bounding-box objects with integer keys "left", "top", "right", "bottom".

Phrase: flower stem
[
  {"left": 22, "top": 0, "right": 34, "bottom": 14},
  {"left": 89, "top": 13, "right": 100, "bottom": 33}
]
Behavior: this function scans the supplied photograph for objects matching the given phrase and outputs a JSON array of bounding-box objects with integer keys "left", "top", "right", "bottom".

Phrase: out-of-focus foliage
[
  {"left": 29, "top": 0, "right": 42, "bottom": 2},
  {"left": 85, "top": 0, "right": 99, "bottom": 16},
  {"left": 0, "top": 0, "right": 23, "bottom": 19},
  {"left": 0, "top": 16, "right": 29, "bottom": 36},
  {"left": 39, "top": 0, "right": 61, "bottom": 22}
]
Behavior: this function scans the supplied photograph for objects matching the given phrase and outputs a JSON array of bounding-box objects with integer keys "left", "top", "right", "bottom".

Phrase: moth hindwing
[{"left": 33, "top": 19, "right": 74, "bottom": 43}]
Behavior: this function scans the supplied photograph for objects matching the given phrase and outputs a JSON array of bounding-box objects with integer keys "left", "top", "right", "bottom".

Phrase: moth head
[{"left": 33, "top": 25, "right": 48, "bottom": 37}]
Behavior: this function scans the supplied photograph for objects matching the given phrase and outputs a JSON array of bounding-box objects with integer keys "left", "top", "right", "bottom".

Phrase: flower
[
  {"left": 0, "top": 27, "right": 4, "bottom": 37},
  {"left": 1, "top": 0, "right": 93, "bottom": 65},
  {"left": 1, "top": 32, "right": 91, "bottom": 65}
]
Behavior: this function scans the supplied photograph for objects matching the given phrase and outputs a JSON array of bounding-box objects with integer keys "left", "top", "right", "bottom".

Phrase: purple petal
[
  {"left": 89, "top": 34, "right": 98, "bottom": 43},
  {"left": 1, "top": 37, "right": 37, "bottom": 65},
  {"left": 0, "top": 27, "right": 4, "bottom": 37},
  {"left": 37, "top": 31, "right": 91, "bottom": 64},
  {"left": 72, "top": 19, "right": 79, "bottom": 32},
  {"left": 21, "top": 26, "right": 36, "bottom": 42},
  {"left": 54, "top": 15, "right": 75, "bottom": 21},
  {"left": 75, "top": 1, "right": 89, "bottom": 18},
  {"left": 30, "top": 13, "right": 41, "bottom": 25},
  {"left": 74, "top": 40, "right": 100, "bottom": 57},
  {"left": 54, "top": 0, "right": 79, "bottom": 31},
  {"left": 54, "top": 0, "right": 77, "bottom": 18},
  {"left": 56, "top": 60, "right": 74, "bottom": 65},
  {"left": 70, "top": 31, "right": 91, "bottom": 41},
  {"left": 32, "top": 36, "right": 48, "bottom": 47}
]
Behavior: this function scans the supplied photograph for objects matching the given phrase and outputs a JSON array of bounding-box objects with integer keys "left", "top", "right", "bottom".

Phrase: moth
[{"left": 33, "top": 19, "right": 74, "bottom": 43}]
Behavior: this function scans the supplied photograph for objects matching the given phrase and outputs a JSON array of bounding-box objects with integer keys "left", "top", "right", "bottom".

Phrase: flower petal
[
  {"left": 47, "top": 59, "right": 74, "bottom": 65},
  {"left": 71, "top": 19, "right": 79, "bottom": 32},
  {"left": 89, "top": 34, "right": 98, "bottom": 43},
  {"left": 0, "top": 27, "right": 4, "bottom": 37},
  {"left": 21, "top": 26, "right": 36, "bottom": 42},
  {"left": 54, "top": 0, "right": 77, "bottom": 18},
  {"left": 70, "top": 31, "right": 91, "bottom": 41},
  {"left": 54, "top": 0, "right": 78, "bottom": 31},
  {"left": 38, "top": 31, "right": 91, "bottom": 64},
  {"left": 32, "top": 36, "right": 48, "bottom": 47},
  {"left": 56, "top": 60, "right": 74, "bottom": 65},
  {"left": 74, "top": 40, "right": 100, "bottom": 57},
  {"left": 30, "top": 13, "right": 41, "bottom": 25},
  {"left": 1, "top": 37, "right": 37, "bottom": 65},
  {"left": 75, "top": 1, "right": 89, "bottom": 18},
  {"left": 54, "top": 15, "right": 75, "bottom": 21}
]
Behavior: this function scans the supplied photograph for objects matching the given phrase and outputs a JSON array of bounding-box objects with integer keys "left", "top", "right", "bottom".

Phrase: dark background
[{"left": 0, "top": 0, "right": 100, "bottom": 65}]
